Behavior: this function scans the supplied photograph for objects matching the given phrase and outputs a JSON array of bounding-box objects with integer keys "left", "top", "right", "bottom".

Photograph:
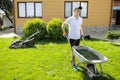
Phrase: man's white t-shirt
[{"left": 64, "top": 16, "right": 82, "bottom": 39}]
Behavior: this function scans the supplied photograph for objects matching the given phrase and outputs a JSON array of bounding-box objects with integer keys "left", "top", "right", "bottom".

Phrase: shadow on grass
[
  {"left": 83, "top": 38, "right": 107, "bottom": 42},
  {"left": 36, "top": 38, "right": 107, "bottom": 45},
  {"left": 36, "top": 39, "right": 68, "bottom": 45},
  {"left": 9, "top": 39, "right": 68, "bottom": 49},
  {"left": 109, "top": 42, "right": 120, "bottom": 47},
  {"left": 78, "top": 66, "right": 116, "bottom": 80},
  {"left": 9, "top": 46, "right": 37, "bottom": 49}
]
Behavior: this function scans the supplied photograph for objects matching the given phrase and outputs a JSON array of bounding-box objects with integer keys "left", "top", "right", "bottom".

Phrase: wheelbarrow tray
[{"left": 72, "top": 46, "right": 108, "bottom": 64}]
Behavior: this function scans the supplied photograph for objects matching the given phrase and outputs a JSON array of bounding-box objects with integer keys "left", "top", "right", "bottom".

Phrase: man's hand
[
  {"left": 80, "top": 24, "right": 84, "bottom": 38},
  {"left": 63, "top": 32, "right": 67, "bottom": 37},
  {"left": 81, "top": 35, "right": 84, "bottom": 37},
  {"left": 81, "top": 35, "right": 84, "bottom": 40}
]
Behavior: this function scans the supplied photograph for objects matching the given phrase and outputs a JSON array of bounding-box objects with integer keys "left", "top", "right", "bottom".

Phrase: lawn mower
[{"left": 9, "top": 30, "right": 40, "bottom": 49}]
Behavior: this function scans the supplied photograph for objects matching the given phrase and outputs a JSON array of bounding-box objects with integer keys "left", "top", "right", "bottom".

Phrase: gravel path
[{"left": 0, "top": 28, "right": 19, "bottom": 38}]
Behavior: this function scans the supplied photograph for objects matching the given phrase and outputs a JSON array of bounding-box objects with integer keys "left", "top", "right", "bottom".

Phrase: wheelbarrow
[{"left": 65, "top": 35, "right": 108, "bottom": 80}]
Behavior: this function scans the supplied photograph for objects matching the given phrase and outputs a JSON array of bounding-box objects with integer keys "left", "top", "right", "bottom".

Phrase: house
[{"left": 13, "top": 0, "right": 120, "bottom": 33}]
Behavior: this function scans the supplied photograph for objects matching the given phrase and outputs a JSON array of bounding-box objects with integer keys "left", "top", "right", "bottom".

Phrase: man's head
[{"left": 74, "top": 7, "right": 82, "bottom": 16}]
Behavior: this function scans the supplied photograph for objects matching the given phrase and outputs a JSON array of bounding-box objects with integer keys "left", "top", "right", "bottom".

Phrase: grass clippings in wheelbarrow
[{"left": 76, "top": 49, "right": 100, "bottom": 60}]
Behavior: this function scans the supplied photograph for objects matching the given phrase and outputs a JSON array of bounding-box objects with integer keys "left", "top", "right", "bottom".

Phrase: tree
[{"left": 0, "top": 0, "right": 13, "bottom": 24}]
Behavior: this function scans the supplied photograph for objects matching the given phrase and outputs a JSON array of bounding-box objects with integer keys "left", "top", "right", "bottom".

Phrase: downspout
[
  {"left": 13, "top": 0, "right": 16, "bottom": 33},
  {"left": 109, "top": 0, "right": 114, "bottom": 31}
]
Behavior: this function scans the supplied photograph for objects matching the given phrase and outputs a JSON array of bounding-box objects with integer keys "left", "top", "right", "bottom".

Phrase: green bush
[
  {"left": 106, "top": 31, "right": 120, "bottom": 40},
  {"left": 46, "top": 18, "right": 63, "bottom": 40},
  {"left": 23, "top": 18, "right": 46, "bottom": 40}
]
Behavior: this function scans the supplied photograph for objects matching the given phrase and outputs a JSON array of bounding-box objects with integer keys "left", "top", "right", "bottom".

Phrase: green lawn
[{"left": 0, "top": 38, "right": 120, "bottom": 80}]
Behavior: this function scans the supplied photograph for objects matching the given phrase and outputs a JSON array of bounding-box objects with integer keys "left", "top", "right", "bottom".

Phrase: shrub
[
  {"left": 23, "top": 18, "right": 46, "bottom": 40},
  {"left": 46, "top": 18, "right": 64, "bottom": 40},
  {"left": 106, "top": 31, "right": 120, "bottom": 40}
]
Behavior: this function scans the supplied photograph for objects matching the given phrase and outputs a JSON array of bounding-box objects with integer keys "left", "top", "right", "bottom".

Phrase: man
[{"left": 61, "top": 7, "right": 84, "bottom": 71}]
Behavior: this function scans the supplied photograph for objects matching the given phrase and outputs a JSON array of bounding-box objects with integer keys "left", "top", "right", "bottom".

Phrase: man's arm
[
  {"left": 80, "top": 24, "right": 84, "bottom": 36},
  {"left": 61, "top": 23, "right": 68, "bottom": 36}
]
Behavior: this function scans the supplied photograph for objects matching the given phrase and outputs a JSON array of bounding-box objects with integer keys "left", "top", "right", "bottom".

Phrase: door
[{"left": 116, "top": 10, "right": 120, "bottom": 25}]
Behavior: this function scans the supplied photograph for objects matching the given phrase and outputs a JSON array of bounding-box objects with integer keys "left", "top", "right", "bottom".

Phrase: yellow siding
[
  {"left": 14, "top": 0, "right": 112, "bottom": 27},
  {"left": 86, "top": 0, "right": 111, "bottom": 26}
]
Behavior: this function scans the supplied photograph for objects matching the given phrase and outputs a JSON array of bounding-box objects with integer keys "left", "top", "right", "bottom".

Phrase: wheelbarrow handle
[
  {"left": 82, "top": 35, "right": 84, "bottom": 41},
  {"left": 63, "top": 34, "right": 69, "bottom": 42},
  {"left": 81, "top": 35, "right": 86, "bottom": 46},
  {"left": 63, "top": 34, "right": 73, "bottom": 49}
]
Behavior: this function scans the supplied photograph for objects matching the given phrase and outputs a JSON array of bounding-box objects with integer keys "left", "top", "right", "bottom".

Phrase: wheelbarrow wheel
[
  {"left": 86, "top": 64, "right": 98, "bottom": 80},
  {"left": 92, "top": 76, "right": 97, "bottom": 80}
]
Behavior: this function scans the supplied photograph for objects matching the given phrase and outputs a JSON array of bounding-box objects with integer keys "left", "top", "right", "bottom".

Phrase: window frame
[
  {"left": 17, "top": 2, "right": 43, "bottom": 18},
  {"left": 64, "top": 2, "right": 72, "bottom": 18},
  {"left": 64, "top": 1, "right": 88, "bottom": 18},
  {"left": 26, "top": 2, "right": 35, "bottom": 18},
  {"left": 17, "top": 2, "right": 26, "bottom": 18},
  {"left": 35, "top": 2, "right": 43, "bottom": 17}
]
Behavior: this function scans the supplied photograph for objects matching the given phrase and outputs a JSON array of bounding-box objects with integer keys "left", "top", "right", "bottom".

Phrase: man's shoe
[
  {"left": 70, "top": 61, "right": 79, "bottom": 71},
  {"left": 72, "top": 65, "right": 79, "bottom": 71}
]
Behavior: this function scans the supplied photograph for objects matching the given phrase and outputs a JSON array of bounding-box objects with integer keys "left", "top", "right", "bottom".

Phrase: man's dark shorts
[{"left": 69, "top": 39, "right": 80, "bottom": 47}]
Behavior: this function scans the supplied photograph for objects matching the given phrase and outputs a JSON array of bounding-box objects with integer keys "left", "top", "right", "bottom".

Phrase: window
[
  {"left": 64, "top": 1, "right": 88, "bottom": 18},
  {"left": 18, "top": 3, "right": 26, "bottom": 17},
  {"left": 81, "top": 2, "right": 88, "bottom": 17},
  {"left": 65, "top": 2, "right": 72, "bottom": 17},
  {"left": 18, "top": 2, "right": 42, "bottom": 18},
  {"left": 26, "top": 3, "right": 34, "bottom": 17},
  {"left": 35, "top": 3, "right": 42, "bottom": 17}
]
